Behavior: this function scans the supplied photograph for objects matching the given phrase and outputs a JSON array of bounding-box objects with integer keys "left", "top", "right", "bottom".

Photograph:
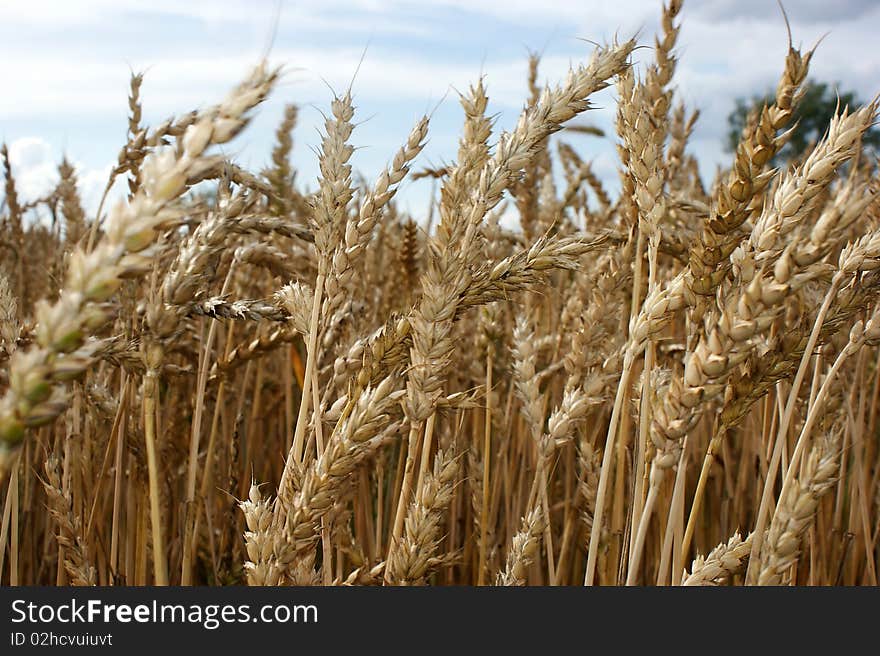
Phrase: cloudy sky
[{"left": 1, "top": 0, "right": 879, "bottom": 217}]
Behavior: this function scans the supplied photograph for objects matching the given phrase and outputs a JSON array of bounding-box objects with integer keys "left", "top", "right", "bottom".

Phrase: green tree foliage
[{"left": 726, "top": 81, "right": 880, "bottom": 165}]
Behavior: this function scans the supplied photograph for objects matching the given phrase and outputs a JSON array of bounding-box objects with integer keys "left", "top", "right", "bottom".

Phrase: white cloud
[
  {"left": 691, "top": 0, "right": 879, "bottom": 23},
  {"left": 0, "top": 46, "right": 591, "bottom": 120},
  {"left": 5, "top": 137, "right": 114, "bottom": 215},
  {"left": 2, "top": 0, "right": 879, "bottom": 210},
  {"left": 7, "top": 138, "right": 58, "bottom": 203},
  {"left": 0, "top": 0, "right": 430, "bottom": 38}
]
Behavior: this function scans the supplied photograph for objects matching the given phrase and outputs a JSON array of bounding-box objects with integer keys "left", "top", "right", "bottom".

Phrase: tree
[{"left": 726, "top": 80, "right": 880, "bottom": 165}]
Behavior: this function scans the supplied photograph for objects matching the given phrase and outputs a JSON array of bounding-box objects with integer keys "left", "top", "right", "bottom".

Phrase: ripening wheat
[{"left": 1, "top": 0, "right": 878, "bottom": 587}]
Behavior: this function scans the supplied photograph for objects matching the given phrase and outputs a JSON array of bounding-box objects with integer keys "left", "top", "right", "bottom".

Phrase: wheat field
[{"left": 0, "top": 0, "right": 878, "bottom": 587}]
